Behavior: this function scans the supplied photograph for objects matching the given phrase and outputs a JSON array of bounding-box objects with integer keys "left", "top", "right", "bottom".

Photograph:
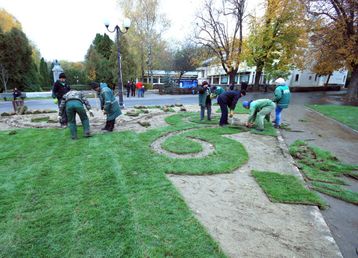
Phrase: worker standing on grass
[
  {"left": 91, "top": 82, "right": 121, "bottom": 132},
  {"left": 198, "top": 81, "right": 212, "bottom": 121},
  {"left": 217, "top": 89, "right": 246, "bottom": 127},
  {"left": 243, "top": 99, "right": 276, "bottom": 131},
  {"left": 58, "top": 90, "right": 94, "bottom": 140},
  {"left": 272, "top": 78, "right": 291, "bottom": 128},
  {"left": 210, "top": 85, "right": 225, "bottom": 101},
  {"left": 52, "top": 73, "right": 71, "bottom": 127}
]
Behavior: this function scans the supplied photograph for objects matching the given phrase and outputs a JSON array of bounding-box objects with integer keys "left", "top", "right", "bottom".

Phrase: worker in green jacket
[
  {"left": 91, "top": 82, "right": 121, "bottom": 132},
  {"left": 210, "top": 85, "right": 225, "bottom": 100},
  {"left": 58, "top": 90, "right": 94, "bottom": 139},
  {"left": 272, "top": 78, "right": 291, "bottom": 128},
  {"left": 243, "top": 99, "right": 276, "bottom": 131}
]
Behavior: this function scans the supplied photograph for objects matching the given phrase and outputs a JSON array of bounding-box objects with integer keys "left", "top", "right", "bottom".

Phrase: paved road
[{"left": 0, "top": 93, "right": 198, "bottom": 113}]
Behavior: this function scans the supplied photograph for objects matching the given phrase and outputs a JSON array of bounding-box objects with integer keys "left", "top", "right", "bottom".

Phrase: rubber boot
[
  {"left": 108, "top": 120, "right": 115, "bottom": 132},
  {"left": 101, "top": 121, "right": 110, "bottom": 131}
]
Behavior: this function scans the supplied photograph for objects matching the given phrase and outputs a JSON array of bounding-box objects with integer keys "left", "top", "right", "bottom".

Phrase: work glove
[
  {"left": 53, "top": 98, "right": 58, "bottom": 104},
  {"left": 229, "top": 110, "right": 234, "bottom": 118},
  {"left": 89, "top": 110, "right": 94, "bottom": 117}
]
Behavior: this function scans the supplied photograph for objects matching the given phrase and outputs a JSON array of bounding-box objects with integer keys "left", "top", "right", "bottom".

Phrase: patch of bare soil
[
  {"left": 167, "top": 132, "right": 342, "bottom": 258},
  {"left": 0, "top": 107, "right": 185, "bottom": 133}
]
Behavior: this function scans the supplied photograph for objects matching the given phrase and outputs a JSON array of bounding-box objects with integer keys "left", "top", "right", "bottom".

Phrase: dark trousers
[
  {"left": 104, "top": 119, "right": 116, "bottom": 131},
  {"left": 131, "top": 89, "right": 135, "bottom": 97},
  {"left": 58, "top": 98, "right": 68, "bottom": 125},
  {"left": 218, "top": 97, "right": 228, "bottom": 126},
  {"left": 126, "top": 89, "right": 130, "bottom": 97}
]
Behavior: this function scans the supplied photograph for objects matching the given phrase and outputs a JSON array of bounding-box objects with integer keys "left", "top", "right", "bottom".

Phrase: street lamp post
[{"left": 104, "top": 18, "right": 131, "bottom": 108}]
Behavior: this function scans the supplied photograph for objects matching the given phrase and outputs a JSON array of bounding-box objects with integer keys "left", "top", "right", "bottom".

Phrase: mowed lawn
[
  {"left": 308, "top": 104, "right": 358, "bottom": 131},
  {"left": 0, "top": 113, "right": 248, "bottom": 257}
]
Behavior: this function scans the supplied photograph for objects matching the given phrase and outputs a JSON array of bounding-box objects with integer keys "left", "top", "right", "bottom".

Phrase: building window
[
  {"left": 221, "top": 75, "right": 228, "bottom": 84},
  {"left": 213, "top": 76, "right": 220, "bottom": 84},
  {"left": 308, "top": 75, "right": 312, "bottom": 80},
  {"left": 153, "top": 77, "right": 158, "bottom": 83},
  {"left": 295, "top": 74, "right": 299, "bottom": 82},
  {"left": 315, "top": 74, "right": 318, "bottom": 81}
]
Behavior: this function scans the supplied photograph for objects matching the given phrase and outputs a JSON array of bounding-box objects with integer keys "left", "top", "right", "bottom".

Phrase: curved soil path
[{"left": 168, "top": 132, "right": 342, "bottom": 258}]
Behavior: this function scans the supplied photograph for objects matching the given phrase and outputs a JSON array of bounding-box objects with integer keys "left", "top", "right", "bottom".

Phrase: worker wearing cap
[
  {"left": 272, "top": 78, "right": 291, "bottom": 128},
  {"left": 217, "top": 89, "right": 246, "bottom": 126},
  {"left": 58, "top": 90, "right": 94, "bottom": 139},
  {"left": 198, "top": 81, "right": 212, "bottom": 120},
  {"left": 243, "top": 99, "right": 276, "bottom": 131},
  {"left": 52, "top": 72, "right": 71, "bottom": 127},
  {"left": 91, "top": 82, "right": 121, "bottom": 132}
]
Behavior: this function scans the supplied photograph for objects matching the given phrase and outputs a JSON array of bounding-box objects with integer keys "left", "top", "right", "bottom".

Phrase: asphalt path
[{"left": 0, "top": 93, "right": 199, "bottom": 113}]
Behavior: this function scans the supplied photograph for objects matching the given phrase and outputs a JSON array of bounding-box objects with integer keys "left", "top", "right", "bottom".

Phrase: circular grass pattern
[{"left": 161, "top": 134, "right": 203, "bottom": 154}]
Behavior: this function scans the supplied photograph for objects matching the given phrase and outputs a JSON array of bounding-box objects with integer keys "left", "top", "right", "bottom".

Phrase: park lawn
[
  {"left": 308, "top": 104, "right": 358, "bottom": 131},
  {"left": 0, "top": 113, "right": 248, "bottom": 257},
  {"left": 161, "top": 134, "right": 203, "bottom": 154},
  {"left": 290, "top": 140, "right": 358, "bottom": 204},
  {"left": 252, "top": 171, "right": 326, "bottom": 208}
]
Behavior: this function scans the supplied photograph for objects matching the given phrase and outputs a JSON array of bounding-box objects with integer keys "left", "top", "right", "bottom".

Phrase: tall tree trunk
[
  {"left": 325, "top": 73, "right": 331, "bottom": 86},
  {"left": 229, "top": 71, "right": 236, "bottom": 86},
  {"left": 347, "top": 64, "right": 358, "bottom": 102},
  {"left": 254, "top": 66, "right": 263, "bottom": 88}
]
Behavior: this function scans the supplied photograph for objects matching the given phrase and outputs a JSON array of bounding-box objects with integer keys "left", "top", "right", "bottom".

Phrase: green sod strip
[
  {"left": 216, "top": 104, "right": 250, "bottom": 114},
  {"left": 252, "top": 171, "right": 326, "bottom": 208},
  {"left": 250, "top": 121, "right": 277, "bottom": 137},
  {"left": 161, "top": 134, "right": 203, "bottom": 154},
  {"left": 308, "top": 104, "right": 358, "bottom": 131},
  {"left": 0, "top": 113, "right": 249, "bottom": 257},
  {"left": 289, "top": 140, "right": 358, "bottom": 204},
  {"left": 311, "top": 182, "right": 358, "bottom": 205}
]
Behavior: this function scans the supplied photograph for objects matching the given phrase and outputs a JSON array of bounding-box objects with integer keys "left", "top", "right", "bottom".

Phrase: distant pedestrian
[
  {"left": 136, "top": 81, "right": 143, "bottom": 98},
  {"left": 58, "top": 90, "right": 94, "bottom": 140},
  {"left": 125, "top": 81, "right": 131, "bottom": 98},
  {"left": 12, "top": 87, "right": 22, "bottom": 100},
  {"left": 240, "top": 81, "right": 248, "bottom": 92},
  {"left": 131, "top": 81, "right": 136, "bottom": 97},
  {"left": 272, "top": 78, "right": 291, "bottom": 128},
  {"left": 243, "top": 99, "right": 276, "bottom": 131},
  {"left": 52, "top": 72, "right": 71, "bottom": 127},
  {"left": 217, "top": 89, "right": 246, "bottom": 126},
  {"left": 91, "top": 82, "right": 121, "bottom": 132},
  {"left": 198, "top": 81, "right": 212, "bottom": 121}
]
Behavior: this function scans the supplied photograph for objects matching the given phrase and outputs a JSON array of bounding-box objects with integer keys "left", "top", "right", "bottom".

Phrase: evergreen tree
[
  {"left": 0, "top": 27, "right": 37, "bottom": 90},
  {"left": 39, "top": 57, "right": 51, "bottom": 89}
]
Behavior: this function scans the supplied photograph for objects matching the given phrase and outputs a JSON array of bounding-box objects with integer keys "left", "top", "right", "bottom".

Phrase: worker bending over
[
  {"left": 217, "top": 90, "right": 246, "bottom": 126},
  {"left": 243, "top": 99, "right": 276, "bottom": 131}
]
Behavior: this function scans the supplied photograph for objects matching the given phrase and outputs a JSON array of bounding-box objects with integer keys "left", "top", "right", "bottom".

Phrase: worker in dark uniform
[
  {"left": 217, "top": 89, "right": 246, "bottom": 126},
  {"left": 91, "top": 82, "right": 121, "bottom": 132},
  {"left": 58, "top": 90, "right": 94, "bottom": 139},
  {"left": 52, "top": 73, "right": 71, "bottom": 127}
]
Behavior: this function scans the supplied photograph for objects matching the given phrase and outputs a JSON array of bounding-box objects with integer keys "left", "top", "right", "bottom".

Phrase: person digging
[
  {"left": 58, "top": 90, "right": 94, "bottom": 140},
  {"left": 242, "top": 99, "right": 276, "bottom": 132},
  {"left": 91, "top": 82, "right": 121, "bottom": 132},
  {"left": 217, "top": 89, "right": 246, "bottom": 126}
]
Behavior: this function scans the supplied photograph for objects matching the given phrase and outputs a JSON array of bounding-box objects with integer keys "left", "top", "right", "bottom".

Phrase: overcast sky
[{"left": 0, "top": 0, "right": 262, "bottom": 62}]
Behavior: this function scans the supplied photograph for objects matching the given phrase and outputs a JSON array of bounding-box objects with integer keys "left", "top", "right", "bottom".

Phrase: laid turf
[
  {"left": 289, "top": 140, "right": 358, "bottom": 204},
  {"left": 252, "top": 171, "right": 326, "bottom": 208},
  {"left": 308, "top": 104, "right": 358, "bottom": 131},
  {"left": 0, "top": 112, "right": 248, "bottom": 257},
  {"left": 161, "top": 134, "right": 203, "bottom": 154}
]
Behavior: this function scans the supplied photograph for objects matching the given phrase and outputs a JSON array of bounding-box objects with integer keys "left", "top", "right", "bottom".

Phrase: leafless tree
[
  {"left": 195, "top": 0, "right": 246, "bottom": 84},
  {"left": 0, "top": 64, "right": 9, "bottom": 92}
]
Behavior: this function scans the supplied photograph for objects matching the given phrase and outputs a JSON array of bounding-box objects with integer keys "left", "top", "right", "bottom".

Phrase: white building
[
  {"left": 142, "top": 70, "right": 198, "bottom": 84},
  {"left": 196, "top": 61, "right": 348, "bottom": 87}
]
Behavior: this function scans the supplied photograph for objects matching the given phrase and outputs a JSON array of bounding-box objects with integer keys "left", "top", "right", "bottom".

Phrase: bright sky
[{"left": 0, "top": 0, "right": 263, "bottom": 62}]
